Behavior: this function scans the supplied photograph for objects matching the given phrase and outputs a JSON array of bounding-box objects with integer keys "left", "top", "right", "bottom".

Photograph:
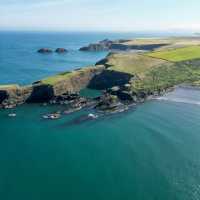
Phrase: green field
[
  {"left": 147, "top": 46, "right": 200, "bottom": 62},
  {"left": 41, "top": 66, "right": 101, "bottom": 85},
  {"left": 106, "top": 53, "right": 169, "bottom": 78},
  {"left": 102, "top": 50, "right": 200, "bottom": 93},
  {"left": 41, "top": 71, "right": 72, "bottom": 85}
]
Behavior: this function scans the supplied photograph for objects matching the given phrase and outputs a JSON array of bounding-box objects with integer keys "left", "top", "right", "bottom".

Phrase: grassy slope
[
  {"left": 107, "top": 53, "right": 170, "bottom": 78},
  {"left": 124, "top": 37, "right": 200, "bottom": 50},
  {"left": 147, "top": 46, "right": 200, "bottom": 62},
  {"left": 41, "top": 66, "right": 97, "bottom": 85},
  {"left": 131, "top": 62, "right": 200, "bottom": 92},
  {"left": 41, "top": 71, "right": 72, "bottom": 85},
  {"left": 105, "top": 47, "right": 200, "bottom": 93}
]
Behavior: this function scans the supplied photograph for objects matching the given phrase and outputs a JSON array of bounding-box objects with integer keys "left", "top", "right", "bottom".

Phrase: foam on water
[
  {"left": 156, "top": 86, "right": 200, "bottom": 106},
  {"left": 156, "top": 96, "right": 200, "bottom": 106}
]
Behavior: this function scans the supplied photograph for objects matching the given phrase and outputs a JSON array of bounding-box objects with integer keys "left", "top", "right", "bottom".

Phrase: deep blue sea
[{"left": 0, "top": 31, "right": 200, "bottom": 200}]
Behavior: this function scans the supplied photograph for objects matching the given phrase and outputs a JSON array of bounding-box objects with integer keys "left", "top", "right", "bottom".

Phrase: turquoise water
[{"left": 1, "top": 32, "right": 200, "bottom": 200}]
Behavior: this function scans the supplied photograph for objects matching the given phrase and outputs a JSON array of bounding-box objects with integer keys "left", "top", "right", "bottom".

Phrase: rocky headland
[
  {"left": 1, "top": 37, "right": 200, "bottom": 117},
  {"left": 79, "top": 38, "right": 170, "bottom": 52}
]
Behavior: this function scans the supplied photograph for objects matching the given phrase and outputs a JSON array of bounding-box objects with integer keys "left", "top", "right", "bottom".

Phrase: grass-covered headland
[
  {"left": 99, "top": 43, "right": 200, "bottom": 95},
  {"left": 1, "top": 37, "right": 200, "bottom": 108}
]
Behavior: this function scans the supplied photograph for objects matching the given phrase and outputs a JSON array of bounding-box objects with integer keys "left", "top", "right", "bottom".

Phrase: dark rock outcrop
[
  {"left": 80, "top": 43, "right": 108, "bottom": 51},
  {"left": 37, "top": 48, "right": 53, "bottom": 53},
  {"left": 0, "top": 85, "right": 33, "bottom": 108},
  {"left": 80, "top": 39, "right": 113, "bottom": 51},
  {"left": 26, "top": 84, "right": 54, "bottom": 103},
  {"left": 88, "top": 70, "right": 133, "bottom": 90},
  {"left": 55, "top": 48, "right": 68, "bottom": 53},
  {"left": 94, "top": 93, "right": 128, "bottom": 114},
  {"left": 0, "top": 91, "right": 8, "bottom": 104},
  {"left": 80, "top": 39, "right": 169, "bottom": 52},
  {"left": 0, "top": 65, "right": 106, "bottom": 108},
  {"left": 95, "top": 94, "right": 118, "bottom": 109},
  {"left": 107, "top": 85, "right": 135, "bottom": 102}
]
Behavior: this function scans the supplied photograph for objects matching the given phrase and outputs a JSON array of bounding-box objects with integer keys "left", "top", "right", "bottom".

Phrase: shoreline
[{"left": 1, "top": 37, "right": 200, "bottom": 116}]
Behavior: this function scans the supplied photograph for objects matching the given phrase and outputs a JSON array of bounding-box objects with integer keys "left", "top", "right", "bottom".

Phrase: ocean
[{"left": 0, "top": 31, "right": 200, "bottom": 200}]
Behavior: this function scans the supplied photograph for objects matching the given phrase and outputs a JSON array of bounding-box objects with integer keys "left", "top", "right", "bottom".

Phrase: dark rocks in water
[
  {"left": 55, "top": 48, "right": 68, "bottom": 53},
  {"left": 94, "top": 93, "right": 128, "bottom": 113},
  {"left": 108, "top": 86, "right": 134, "bottom": 102},
  {"left": 38, "top": 48, "right": 68, "bottom": 54},
  {"left": 50, "top": 93, "right": 80, "bottom": 104},
  {"left": 80, "top": 39, "right": 114, "bottom": 51},
  {"left": 116, "top": 90, "right": 134, "bottom": 101},
  {"left": 49, "top": 92, "right": 95, "bottom": 114},
  {"left": 38, "top": 48, "right": 53, "bottom": 53}
]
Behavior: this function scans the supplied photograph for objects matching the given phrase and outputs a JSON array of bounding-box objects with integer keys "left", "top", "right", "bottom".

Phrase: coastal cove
[{"left": 1, "top": 31, "right": 200, "bottom": 200}]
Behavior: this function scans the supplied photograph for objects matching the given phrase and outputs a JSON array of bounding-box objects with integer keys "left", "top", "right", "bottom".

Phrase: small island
[{"left": 1, "top": 37, "right": 200, "bottom": 114}]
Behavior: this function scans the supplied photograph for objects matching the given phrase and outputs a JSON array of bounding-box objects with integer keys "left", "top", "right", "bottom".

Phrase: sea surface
[{"left": 0, "top": 31, "right": 200, "bottom": 200}]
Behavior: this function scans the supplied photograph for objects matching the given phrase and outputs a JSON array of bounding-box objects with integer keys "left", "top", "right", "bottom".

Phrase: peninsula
[{"left": 1, "top": 37, "right": 200, "bottom": 113}]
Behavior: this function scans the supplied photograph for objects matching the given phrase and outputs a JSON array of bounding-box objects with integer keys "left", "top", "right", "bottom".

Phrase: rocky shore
[
  {"left": 0, "top": 65, "right": 105, "bottom": 109},
  {"left": 79, "top": 39, "right": 169, "bottom": 52},
  {"left": 2, "top": 37, "right": 200, "bottom": 119}
]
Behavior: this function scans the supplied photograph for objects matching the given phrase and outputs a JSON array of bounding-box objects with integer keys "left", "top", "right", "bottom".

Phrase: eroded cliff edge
[{"left": 0, "top": 65, "right": 107, "bottom": 108}]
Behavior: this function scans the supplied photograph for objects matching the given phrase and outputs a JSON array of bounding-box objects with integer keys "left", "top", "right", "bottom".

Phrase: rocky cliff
[
  {"left": 0, "top": 65, "right": 106, "bottom": 107},
  {"left": 80, "top": 39, "right": 169, "bottom": 52}
]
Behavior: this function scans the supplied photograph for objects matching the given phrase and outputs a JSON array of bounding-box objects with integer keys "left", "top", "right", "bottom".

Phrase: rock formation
[
  {"left": 37, "top": 48, "right": 53, "bottom": 53},
  {"left": 0, "top": 65, "right": 105, "bottom": 108},
  {"left": 80, "top": 39, "right": 169, "bottom": 52},
  {"left": 55, "top": 48, "right": 68, "bottom": 53}
]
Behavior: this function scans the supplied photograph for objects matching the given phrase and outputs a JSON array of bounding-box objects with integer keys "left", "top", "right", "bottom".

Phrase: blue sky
[{"left": 0, "top": 0, "right": 200, "bottom": 31}]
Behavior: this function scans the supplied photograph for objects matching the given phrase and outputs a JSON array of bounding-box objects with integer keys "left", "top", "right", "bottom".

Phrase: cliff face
[
  {"left": 88, "top": 70, "right": 133, "bottom": 90},
  {"left": 0, "top": 85, "right": 33, "bottom": 107},
  {"left": 0, "top": 65, "right": 105, "bottom": 107},
  {"left": 51, "top": 66, "right": 105, "bottom": 96}
]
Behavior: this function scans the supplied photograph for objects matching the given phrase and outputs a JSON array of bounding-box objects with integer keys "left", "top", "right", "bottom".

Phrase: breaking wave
[{"left": 156, "top": 97, "right": 200, "bottom": 106}]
